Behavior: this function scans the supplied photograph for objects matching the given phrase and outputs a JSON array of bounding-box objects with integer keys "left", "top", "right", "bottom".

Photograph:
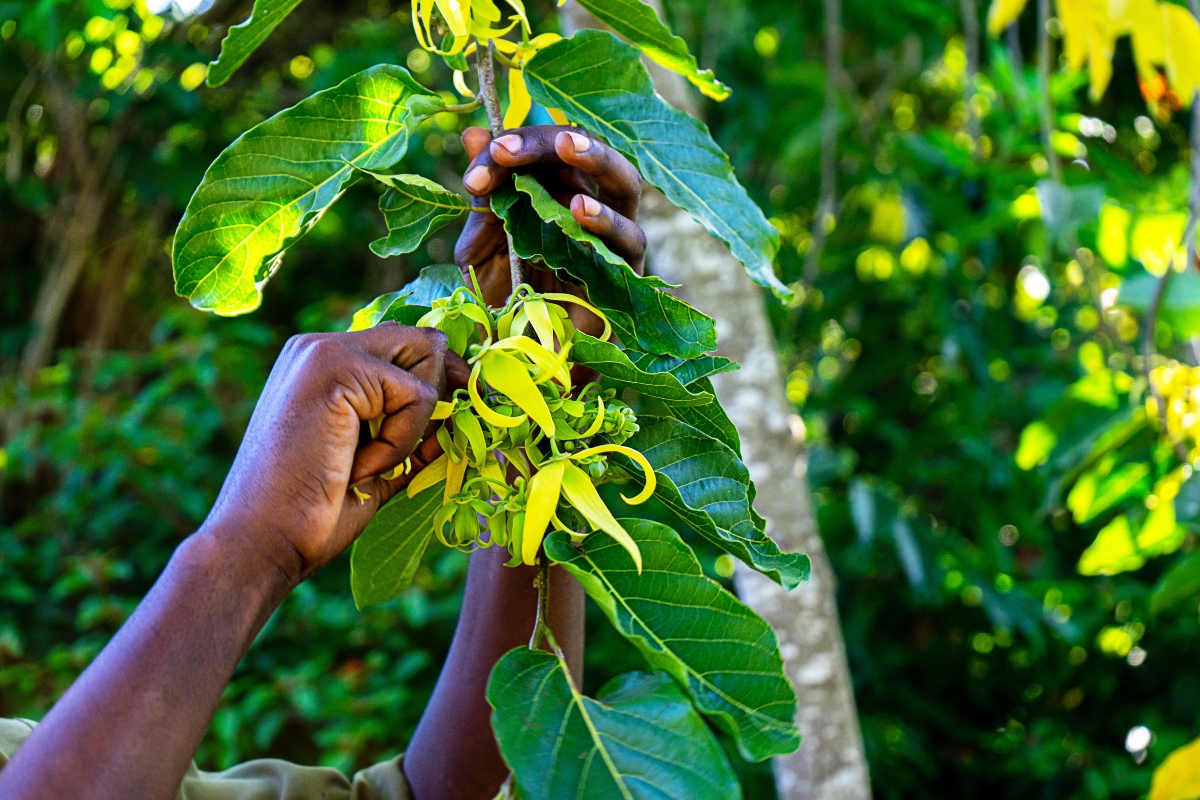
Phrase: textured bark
[
  {"left": 559, "top": 3, "right": 871, "bottom": 796},
  {"left": 642, "top": 192, "right": 870, "bottom": 800}
]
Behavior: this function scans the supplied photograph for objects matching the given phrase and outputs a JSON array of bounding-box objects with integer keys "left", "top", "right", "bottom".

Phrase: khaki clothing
[{"left": 0, "top": 718, "right": 411, "bottom": 800}]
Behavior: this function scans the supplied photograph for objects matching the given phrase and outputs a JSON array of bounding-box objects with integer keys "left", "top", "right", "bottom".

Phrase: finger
[
  {"left": 445, "top": 351, "right": 471, "bottom": 394},
  {"left": 462, "top": 126, "right": 492, "bottom": 161},
  {"left": 343, "top": 323, "right": 448, "bottom": 396},
  {"left": 349, "top": 362, "right": 439, "bottom": 483},
  {"left": 555, "top": 131, "right": 642, "bottom": 219},
  {"left": 462, "top": 131, "right": 513, "bottom": 197},
  {"left": 570, "top": 195, "right": 647, "bottom": 274}
]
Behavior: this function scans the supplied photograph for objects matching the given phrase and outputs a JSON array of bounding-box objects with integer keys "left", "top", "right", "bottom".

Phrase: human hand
[
  {"left": 454, "top": 125, "right": 647, "bottom": 338},
  {"left": 200, "top": 324, "right": 469, "bottom": 584}
]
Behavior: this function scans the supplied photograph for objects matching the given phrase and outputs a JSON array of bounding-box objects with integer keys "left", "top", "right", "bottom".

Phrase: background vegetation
[{"left": 2, "top": 0, "right": 1199, "bottom": 796}]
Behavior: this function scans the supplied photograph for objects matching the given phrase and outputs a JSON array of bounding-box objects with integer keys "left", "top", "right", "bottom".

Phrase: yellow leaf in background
[
  {"left": 1162, "top": 3, "right": 1200, "bottom": 107},
  {"left": 1132, "top": 212, "right": 1188, "bottom": 276},
  {"left": 869, "top": 196, "right": 906, "bottom": 246},
  {"left": 1011, "top": 189, "right": 1042, "bottom": 219},
  {"left": 1051, "top": 130, "right": 1088, "bottom": 158},
  {"left": 1015, "top": 421, "right": 1057, "bottom": 469},
  {"left": 988, "top": 0, "right": 1032, "bottom": 36},
  {"left": 1113, "top": 0, "right": 1166, "bottom": 80},
  {"left": 1098, "top": 203, "right": 1131, "bottom": 267},
  {"left": 1058, "top": 0, "right": 1117, "bottom": 99},
  {"left": 1078, "top": 515, "right": 1146, "bottom": 575},
  {"left": 1150, "top": 737, "right": 1200, "bottom": 800}
]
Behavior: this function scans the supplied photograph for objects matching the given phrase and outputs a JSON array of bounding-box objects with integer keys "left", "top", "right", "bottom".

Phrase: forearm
[
  {"left": 0, "top": 526, "right": 293, "bottom": 800},
  {"left": 403, "top": 546, "right": 585, "bottom": 800}
]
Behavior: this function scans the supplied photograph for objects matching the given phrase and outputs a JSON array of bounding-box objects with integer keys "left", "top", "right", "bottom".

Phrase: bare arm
[{"left": 0, "top": 325, "right": 448, "bottom": 800}]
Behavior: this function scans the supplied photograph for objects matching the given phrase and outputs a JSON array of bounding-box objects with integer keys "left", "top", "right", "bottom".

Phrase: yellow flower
[
  {"left": 492, "top": 34, "right": 565, "bottom": 127},
  {"left": 520, "top": 445, "right": 656, "bottom": 569},
  {"left": 412, "top": 0, "right": 529, "bottom": 56}
]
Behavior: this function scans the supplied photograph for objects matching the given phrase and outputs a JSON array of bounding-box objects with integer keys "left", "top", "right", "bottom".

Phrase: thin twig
[
  {"left": 1036, "top": 0, "right": 1063, "bottom": 182},
  {"left": 803, "top": 0, "right": 843, "bottom": 282},
  {"left": 6, "top": 71, "right": 38, "bottom": 184},
  {"left": 475, "top": 42, "right": 525, "bottom": 298},
  {"left": 960, "top": 0, "right": 981, "bottom": 154},
  {"left": 528, "top": 556, "right": 551, "bottom": 650}
]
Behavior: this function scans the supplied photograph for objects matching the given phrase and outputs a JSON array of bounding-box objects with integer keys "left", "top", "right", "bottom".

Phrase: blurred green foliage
[{"left": 3, "top": 0, "right": 1200, "bottom": 796}]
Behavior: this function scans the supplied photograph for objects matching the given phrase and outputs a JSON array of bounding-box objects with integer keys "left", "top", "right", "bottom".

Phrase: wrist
[{"left": 189, "top": 518, "right": 303, "bottom": 605}]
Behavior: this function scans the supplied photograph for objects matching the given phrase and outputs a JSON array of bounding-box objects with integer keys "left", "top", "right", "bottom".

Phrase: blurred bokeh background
[{"left": 3, "top": 0, "right": 1200, "bottom": 796}]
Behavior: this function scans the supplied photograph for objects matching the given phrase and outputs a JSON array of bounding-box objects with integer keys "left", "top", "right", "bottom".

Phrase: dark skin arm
[
  {"left": 0, "top": 324, "right": 453, "bottom": 800},
  {"left": 403, "top": 125, "right": 647, "bottom": 800}
]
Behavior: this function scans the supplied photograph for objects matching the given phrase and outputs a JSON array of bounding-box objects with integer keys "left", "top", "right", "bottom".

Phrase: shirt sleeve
[{"left": 0, "top": 719, "right": 411, "bottom": 800}]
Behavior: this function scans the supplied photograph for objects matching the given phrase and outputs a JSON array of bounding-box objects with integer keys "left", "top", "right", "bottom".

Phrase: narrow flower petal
[
  {"left": 572, "top": 444, "right": 656, "bottom": 504},
  {"left": 446, "top": 452, "right": 468, "bottom": 502},
  {"left": 454, "top": 409, "right": 489, "bottom": 466},
  {"left": 453, "top": 70, "right": 473, "bottom": 98},
  {"left": 432, "top": 401, "right": 454, "bottom": 420},
  {"left": 581, "top": 393, "right": 605, "bottom": 437},
  {"left": 524, "top": 298, "right": 557, "bottom": 350},
  {"left": 505, "top": 68, "right": 533, "bottom": 129},
  {"left": 523, "top": 460, "right": 566, "bottom": 565},
  {"left": 470, "top": 361, "right": 529, "bottom": 429},
  {"left": 560, "top": 463, "right": 643, "bottom": 572},
  {"left": 540, "top": 292, "right": 611, "bottom": 342},
  {"left": 408, "top": 453, "right": 449, "bottom": 498},
  {"left": 481, "top": 350, "right": 555, "bottom": 436}
]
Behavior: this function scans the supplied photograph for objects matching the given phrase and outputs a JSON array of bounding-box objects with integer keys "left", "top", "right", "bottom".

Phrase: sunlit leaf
[
  {"left": 570, "top": 0, "right": 730, "bottom": 100},
  {"left": 1149, "top": 736, "right": 1200, "bottom": 800},
  {"left": 546, "top": 520, "right": 800, "bottom": 760},
  {"left": 571, "top": 333, "right": 714, "bottom": 406},
  {"left": 488, "top": 648, "right": 741, "bottom": 800},
  {"left": 173, "top": 66, "right": 436, "bottom": 315}
]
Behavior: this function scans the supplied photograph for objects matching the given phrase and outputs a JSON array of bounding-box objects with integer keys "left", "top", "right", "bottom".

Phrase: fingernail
[
  {"left": 567, "top": 131, "right": 591, "bottom": 154},
  {"left": 581, "top": 195, "right": 602, "bottom": 217},
  {"left": 464, "top": 165, "right": 491, "bottom": 192},
  {"left": 493, "top": 134, "right": 522, "bottom": 155}
]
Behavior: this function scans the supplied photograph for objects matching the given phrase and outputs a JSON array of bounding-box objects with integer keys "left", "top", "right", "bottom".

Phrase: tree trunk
[{"left": 560, "top": 3, "right": 872, "bottom": 797}]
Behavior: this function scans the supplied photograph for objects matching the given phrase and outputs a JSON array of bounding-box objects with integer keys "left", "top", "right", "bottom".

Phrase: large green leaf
[
  {"left": 625, "top": 350, "right": 738, "bottom": 387},
  {"left": 524, "top": 31, "right": 790, "bottom": 301},
  {"left": 572, "top": 333, "right": 713, "bottom": 406},
  {"left": 368, "top": 173, "right": 469, "bottom": 258},
  {"left": 206, "top": 0, "right": 306, "bottom": 87},
  {"left": 173, "top": 65, "right": 435, "bottom": 315},
  {"left": 514, "top": 174, "right": 628, "bottom": 267},
  {"left": 546, "top": 521, "right": 800, "bottom": 761},
  {"left": 350, "top": 482, "right": 442, "bottom": 609},
  {"left": 488, "top": 648, "right": 740, "bottom": 800},
  {"left": 645, "top": 375, "right": 741, "bottom": 454},
  {"left": 571, "top": 0, "right": 729, "bottom": 101},
  {"left": 492, "top": 185, "right": 716, "bottom": 358},
  {"left": 611, "top": 417, "right": 809, "bottom": 588},
  {"left": 1151, "top": 552, "right": 1200, "bottom": 614}
]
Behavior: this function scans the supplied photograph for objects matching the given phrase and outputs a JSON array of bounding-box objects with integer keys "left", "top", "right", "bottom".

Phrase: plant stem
[
  {"left": 475, "top": 42, "right": 525, "bottom": 300},
  {"left": 528, "top": 556, "right": 551, "bottom": 650},
  {"left": 1036, "top": 0, "right": 1063, "bottom": 182},
  {"left": 803, "top": 0, "right": 843, "bottom": 283},
  {"left": 960, "top": 0, "right": 981, "bottom": 154}
]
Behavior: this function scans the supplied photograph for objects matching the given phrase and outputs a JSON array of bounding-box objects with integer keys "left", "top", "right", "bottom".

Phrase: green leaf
[
  {"left": 487, "top": 648, "right": 740, "bottom": 800},
  {"left": 571, "top": 0, "right": 730, "bottom": 101},
  {"left": 625, "top": 351, "right": 738, "bottom": 387},
  {"left": 1151, "top": 552, "right": 1200, "bottom": 614},
  {"left": 206, "top": 0, "right": 306, "bottom": 87},
  {"left": 524, "top": 31, "right": 790, "bottom": 301},
  {"left": 350, "top": 482, "right": 443, "bottom": 609},
  {"left": 173, "top": 65, "right": 435, "bottom": 316},
  {"left": 572, "top": 333, "right": 713, "bottom": 406},
  {"left": 367, "top": 173, "right": 470, "bottom": 258},
  {"left": 514, "top": 174, "right": 629, "bottom": 268},
  {"left": 611, "top": 417, "right": 809, "bottom": 588},
  {"left": 350, "top": 290, "right": 409, "bottom": 331},
  {"left": 492, "top": 185, "right": 716, "bottom": 358},
  {"left": 546, "top": 520, "right": 800, "bottom": 761},
  {"left": 399, "top": 263, "right": 469, "bottom": 306},
  {"left": 649, "top": 375, "right": 741, "bottom": 453}
]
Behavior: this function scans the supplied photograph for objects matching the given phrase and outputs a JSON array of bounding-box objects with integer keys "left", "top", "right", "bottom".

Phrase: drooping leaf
[
  {"left": 546, "top": 521, "right": 800, "bottom": 761},
  {"left": 625, "top": 350, "right": 738, "bottom": 387},
  {"left": 572, "top": 333, "right": 713, "bottom": 406},
  {"left": 492, "top": 185, "right": 716, "bottom": 358},
  {"left": 571, "top": 0, "right": 730, "bottom": 101},
  {"left": 609, "top": 417, "right": 809, "bottom": 588},
  {"left": 487, "top": 648, "right": 741, "bottom": 800},
  {"left": 173, "top": 65, "right": 435, "bottom": 316},
  {"left": 650, "top": 375, "right": 741, "bottom": 453},
  {"left": 524, "top": 31, "right": 790, "bottom": 301},
  {"left": 206, "top": 0, "right": 306, "bottom": 87},
  {"left": 514, "top": 174, "right": 628, "bottom": 267},
  {"left": 350, "top": 290, "right": 409, "bottom": 331},
  {"left": 350, "top": 482, "right": 443, "bottom": 608},
  {"left": 367, "top": 173, "right": 470, "bottom": 258}
]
